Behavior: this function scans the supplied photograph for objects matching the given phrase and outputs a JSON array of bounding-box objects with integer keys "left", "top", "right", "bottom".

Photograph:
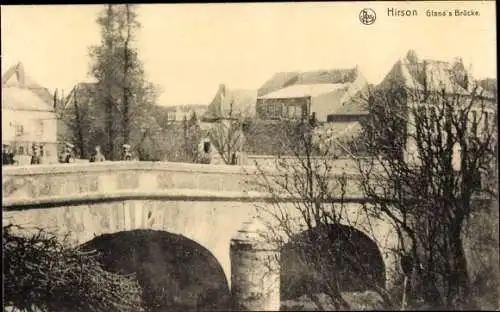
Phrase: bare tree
[
  {"left": 208, "top": 116, "right": 245, "bottom": 165},
  {"left": 245, "top": 120, "right": 396, "bottom": 310},
  {"left": 352, "top": 66, "right": 497, "bottom": 310}
]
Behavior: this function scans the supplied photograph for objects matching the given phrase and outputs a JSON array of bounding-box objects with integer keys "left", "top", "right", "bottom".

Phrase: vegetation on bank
[{"left": 3, "top": 224, "right": 143, "bottom": 312}]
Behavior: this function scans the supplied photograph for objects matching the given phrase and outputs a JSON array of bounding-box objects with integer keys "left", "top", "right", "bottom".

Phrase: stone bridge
[{"left": 2, "top": 161, "right": 406, "bottom": 310}]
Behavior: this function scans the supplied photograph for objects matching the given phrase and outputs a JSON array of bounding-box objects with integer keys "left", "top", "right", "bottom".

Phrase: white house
[{"left": 2, "top": 62, "right": 58, "bottom": 164}]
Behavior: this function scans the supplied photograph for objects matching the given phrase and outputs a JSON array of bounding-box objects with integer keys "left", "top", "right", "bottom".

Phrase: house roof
[
  {"left": 64, "top": 82, "right": 98, "bottom": 108},
  {"left": 2, "top": 62, "right": 54, "bottom": 110},
  {"left": 258, "top": 83, "right": 348, "bottom": 99},
  {"left": 258, "top": 67, "right": 360, "bottom": 97},
  {"left": 380, "top": 50, "right": 495, "bottom": 100},
  {"left": 2, "top": 86, "right": 55, "bottom": 112},
  {"left": 203, "top": 84, "right": 258, "bottom": 121}
]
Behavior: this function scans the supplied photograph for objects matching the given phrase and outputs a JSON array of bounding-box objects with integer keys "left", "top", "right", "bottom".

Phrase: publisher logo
[{"left": 359, "top": 8, "right": 376, "bottom": 25}]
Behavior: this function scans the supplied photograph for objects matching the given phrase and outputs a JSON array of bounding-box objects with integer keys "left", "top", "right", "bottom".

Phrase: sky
[{"left": 1, "top": 2, "right": 496, "bottom": 107}]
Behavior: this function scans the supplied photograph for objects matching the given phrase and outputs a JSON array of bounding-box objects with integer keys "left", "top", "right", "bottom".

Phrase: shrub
[{"left": 3, "top": 224, "right": 144, "bottom": 312}]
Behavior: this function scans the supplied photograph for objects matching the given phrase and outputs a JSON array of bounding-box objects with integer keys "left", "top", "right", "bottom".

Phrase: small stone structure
[{"left": 230, "top": 217, "right": 280, "bottom": 311}]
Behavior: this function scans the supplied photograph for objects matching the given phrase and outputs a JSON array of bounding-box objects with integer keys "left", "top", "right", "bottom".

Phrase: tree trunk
[
  {"left": 446, "top": 228, "right": 471, "bottom": 309},
  {"left": 122, "top": 4, "right": 131, "bottom": 146},
  {"left": 73, "top": 87, "right": 86, "bottom": 159},
  {"left": 105, "top": 4, "right": 115, "bottom": 160}
]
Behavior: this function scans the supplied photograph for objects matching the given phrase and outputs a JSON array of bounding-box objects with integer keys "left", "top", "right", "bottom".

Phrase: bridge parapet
[{"left": 2, "top": 161, "right": 366, "bottom": 209}]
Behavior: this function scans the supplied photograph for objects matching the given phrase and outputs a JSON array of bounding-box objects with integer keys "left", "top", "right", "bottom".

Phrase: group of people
[
  {"left": 89, "top": 144, "right": 133, "bottom": 162},
  {"left": 2, "top": 142, "right": 134, "bottom": 166},
  {"left": 31, "top": 142, "right": 75, "bottom": 164}
]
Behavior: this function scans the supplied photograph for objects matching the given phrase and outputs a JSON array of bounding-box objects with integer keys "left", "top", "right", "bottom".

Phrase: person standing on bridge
[
  {"left": 90, "top": 145, "right": 105, "bottom": 162},
  {"left": 121, "top": 144, "right": 133, "bottom": 161},
  {"left": 30, "top": 143, "right": 42, "bottom": 165},
  {"left": 59, "top": 142, "right": 75, "bottom": 163}
]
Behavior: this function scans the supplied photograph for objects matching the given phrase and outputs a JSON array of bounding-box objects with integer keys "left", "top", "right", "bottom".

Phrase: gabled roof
[
  {"left": 2, "top": 86, "right": 55, "bottom": 112},
  {"left": 379, "top": 50, "right": 495, "bottom": 100},
  {"left": 1, "top": 62, "right": 54, "bottom": 112},
  {"left": 258, "top": 67, "right": 361, "bottom": 97},
  {"left": 64, "top": 82, "right": 98, "bottom": 109},
  {"left": 203, "top": 84, "right": 258, "bottom": 121},
  {"left": 330, "top": 89, "right": 369, "bottom": 115}
]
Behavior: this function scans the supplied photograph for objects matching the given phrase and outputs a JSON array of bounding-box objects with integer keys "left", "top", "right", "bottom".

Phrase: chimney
[
  {"left": 16, "top": 62, "right": 25, "bottom": 87},
  {"left": 406, "top": 49, "right": 419, "bottom": 64},
  {"left": 54, "top": 89, "right": 58, "bottom": 110}
]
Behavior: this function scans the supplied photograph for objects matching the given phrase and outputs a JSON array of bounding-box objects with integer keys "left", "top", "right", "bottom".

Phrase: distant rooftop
[
  {"left": 380, "top": 50, "right": 496, "bottom": 100},
  {"left": 203, "top": 84, "right": 258, "bottom": 121},
  {"left": 258, "top": 67, "right": 361, "bottom": 97},
  {"left": 258, "top": 83, "right": 348, "bottom": 99}
]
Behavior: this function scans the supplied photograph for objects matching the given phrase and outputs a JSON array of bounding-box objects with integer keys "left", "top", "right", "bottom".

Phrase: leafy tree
[
  {"left": 88, "top": 4, "right": 158, "bottom": 160},
  {"left": 183, "top": 112, "right": 202, "bottom": 163}
]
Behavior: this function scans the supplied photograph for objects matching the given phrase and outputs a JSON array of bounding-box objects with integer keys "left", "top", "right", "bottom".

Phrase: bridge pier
[{"left": 230, "top": 217, "right": 280, "bottom": 311}]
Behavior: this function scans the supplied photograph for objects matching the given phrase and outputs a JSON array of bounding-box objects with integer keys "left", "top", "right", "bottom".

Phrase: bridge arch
[
  {"left": 280, "top": 223, "right": 386, "bottom": 302},
  {"left": 254, "top": 202, "right": 402, "bottom": 291},
  {"left": 80, "top": 229, "right": 230, "bottom": 311}
]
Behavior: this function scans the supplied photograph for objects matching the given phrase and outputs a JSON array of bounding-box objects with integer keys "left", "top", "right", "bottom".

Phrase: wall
[
  {"left": 2, "top": 109, "right": 58, "bottom": 144},
  {"left": 256, "top": 98, "right": 308, "bottom": 120},
  {"left": 311, "top": 89, "right": 344, "bottom": 122}
]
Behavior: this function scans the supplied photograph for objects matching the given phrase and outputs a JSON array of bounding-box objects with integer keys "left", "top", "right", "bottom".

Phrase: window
[
  {"left": 482, "top": 112, "right": 489, "bottom": 130},
  {"left": 266, "top": 102, "right": 274, "bottom": 117},
  {"left": 286, "top": 105, "right": 303, "bottom": 119},
  {"left": 36, "top": 120, "right": 44, "bottom": 137},
  {"left": 18, "top": 146, "right": 24, "bottom": 155},
  {"left": 287, "top": 105, "right": 296, "bottom": 119},
  {"left": 266, "top": 102, "right": 282, "bottom": 119},
  {"left": 14, "top": 124, "right": 24, "bottom": 137},
  {"left": 203, "top": 141, "right": 211, "bottom": 153},
  {"left": 167, "top": 111, "right": 176, "bottom": 122}
]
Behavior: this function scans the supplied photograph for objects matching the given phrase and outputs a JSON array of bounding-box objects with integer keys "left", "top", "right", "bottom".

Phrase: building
[
  {"left": 202, "top": 84, "right": 258, "bottom": 121},
  {"left": 256, "top": 67, "right": 368, "bottom": 122},
  {"left": 2, "top": 62, "right": 58, "bottom": 164},
  {"left": 155, "top": 104, "right": 208, "bottom": 125},
  {"left": 379, "top": 50, "right": 497, "bottom": 166}
]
